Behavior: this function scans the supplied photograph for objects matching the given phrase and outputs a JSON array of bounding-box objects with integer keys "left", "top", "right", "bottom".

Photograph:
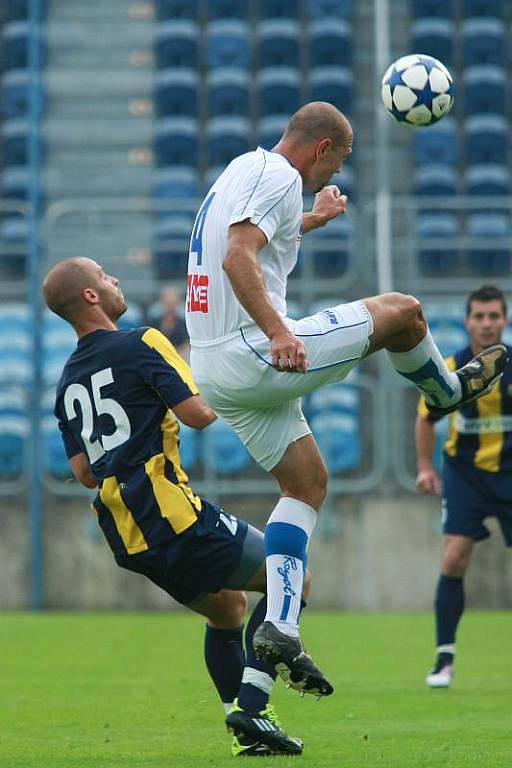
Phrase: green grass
[{"left": 1, "top": 612, "right": 511, "bottom": 767}]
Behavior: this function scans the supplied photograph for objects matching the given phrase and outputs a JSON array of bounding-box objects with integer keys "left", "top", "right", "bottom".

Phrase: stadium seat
[
  {"left": 413, "top": 165, "right": 458, "bottom": 197},
  {"left": 206, "top": 116, "right": 251, "bottom": 167},
  {"left": 154, "top": 0, "right": 198, "bottom": 21},
  {"left": 153, "top": 166, "right": 200, "bottom": 202},
  {"left": 466, "top": 213, "right": 510, "bottom": 274},
  {"left": 412, "top": 118, "right": 457, "bottom": 166},
  {"left": 1, "top": 69, "right": 44, "bottom": 119},
  {"left": 1, "top": 119, "right": 30, "bottom": 166},
  {"left": 256, "top": 115, "right": 287, "bottom": 150},
  {"left": 154, "top": 69, "right": 198, "bottom": 118},
  {"left": 202, "top": 419, "right": 250, "bottom": 474},
  {"left": 411, "top": 19, "right": 455, "bottom": 68},
  {"left": 42, "top": 416, "right": 72, "bottom": 479},
  {"left": 257, "top": 0, "right": 299, "bottom": 19},
  {"left": 2, "top": 22, "right": 44, "bottom": 70},
  {"left": 309, "top": 216, "right": 351, "bottom": 277},
  {"left": 463, "top": 65, "right": 506, "bottom": 115},
  {"left": 309, "top": 20, "right": 352, "bottom": 68},
  {"left": 410, "top": 0, "right": 454, "bottom": 17},
  {"left": 416, "top": 213, "right": 460, "bottom": 274},
  {"left": 153, "top": 215, "right": 193, "bottom": 279},
  {"left": 205, "top": 21, "right": 251, "bottom": 69},
  {"left": 0, "top": 165, "right": 29, "bottom": 200},
  {"left": 309, "top": 67, "right": 353, "bottom": 114},
  {"left": 206, "top": 68, "right": 251, "bottom": 117},
  {"left": 256, "top": 20, "right": 300, "bottom": 68},
  {"left": 306, "top": 0, "right": 353, "bottom": 20},
  {"left": 462, "top": 0, "right": 505, "bottom": 18},
  {"left": 256, "top": 67, "right": 301, "bottom": 116},
  {"left": 465, "top": 115, "right": 507, "bottom": 164},
  {"left": 465, "top": 164, "right": 510, "bottom": 197},
  {"left": 308, "top": 382, "right": 359, "bottom": 417},
  {"left": 0, "top": 415, "right": 26, "bottom": 478},
  {"left": 154, "top": 21, "right": 199, "bottom": 69},
  {"left": 207, "top": 0, "right": 249, "bottom": 19},
  {"left": 461, "top": 18, "right": 506, "bottom": 66},
  {"left": 0, "top": 349, "right": 31, "bottom": 386},
  {"left": 310, "top": 412, "right": 360, "bottom": 473},
  {"left": 0, "top": 302, "right": 29, "bottom": 331},
  {"left": 154, "top": 118, "right": 199, "bottom": 167}
]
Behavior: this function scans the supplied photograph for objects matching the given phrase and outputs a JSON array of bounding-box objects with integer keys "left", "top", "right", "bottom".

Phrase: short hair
[
  {"left": 43, "top": 258, "right": 98, "bottom": 323},
  {"left": 466, "top": 285, "right": 507, "bottom": 317},
  {"left": 283, "top": 102, "right": 351, "bottom": 148}
]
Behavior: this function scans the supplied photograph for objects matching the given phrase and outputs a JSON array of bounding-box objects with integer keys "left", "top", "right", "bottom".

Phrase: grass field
[{"left": 1, "top": 611, "right": 511, "bottom": 767}]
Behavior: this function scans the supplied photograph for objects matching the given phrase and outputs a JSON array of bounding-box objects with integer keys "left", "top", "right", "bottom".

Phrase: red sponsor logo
[{"left": 187, "top": 273, "right": 209, "bottom": 313}]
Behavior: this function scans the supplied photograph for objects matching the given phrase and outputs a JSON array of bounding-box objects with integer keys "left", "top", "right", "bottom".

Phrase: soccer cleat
[
  {"left": 427, "top": 344, "right": 508, "bottom": 417},
  {"left": 252, "top": 621, "right": 334, "bottom": 697},
  {"left": 227, "top": 701, "right": 303, "bottom": 756},
  {"left": 426, "top": 658, "right": 454, "bottom": 689}
]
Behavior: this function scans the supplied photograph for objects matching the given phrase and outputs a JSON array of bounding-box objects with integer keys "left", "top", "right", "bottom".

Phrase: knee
[
  {"left": 303, "top": 461, "right": 328, "bottom": 509},
  {"left": 391, "top": 292, "right": 424, "bottom": 326},
  {"left": 209, "top": 590, "right": 247, "bottom": 628},
  {"left": 442, "top": 552, "right": 470, "bottom": 578}
]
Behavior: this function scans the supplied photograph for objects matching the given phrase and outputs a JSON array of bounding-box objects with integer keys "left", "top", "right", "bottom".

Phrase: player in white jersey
[{"left": 186, "top": 101, "right": 507, "bottom": 699}]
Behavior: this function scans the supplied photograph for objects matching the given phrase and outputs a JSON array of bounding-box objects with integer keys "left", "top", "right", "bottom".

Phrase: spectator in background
[{"left": 148, "top": 285, "right": 190, "bottom": 361}]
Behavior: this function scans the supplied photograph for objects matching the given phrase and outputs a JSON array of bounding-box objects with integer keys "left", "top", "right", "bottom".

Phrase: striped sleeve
[
  {"left": 138, "top": 328, "right": 198, "bottom": 408},
  {"left": 417, "top": 355, "right": 457, "bottom": 421}
]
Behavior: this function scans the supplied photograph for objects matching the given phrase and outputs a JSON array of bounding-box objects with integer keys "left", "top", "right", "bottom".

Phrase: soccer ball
[{"left": 381, "top": 54, "right": 454, "bottom": 127}]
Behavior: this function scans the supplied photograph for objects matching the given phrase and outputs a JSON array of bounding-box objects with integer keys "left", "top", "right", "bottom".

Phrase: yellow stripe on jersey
[
  {"left": 161, "top": 411, "right": 203, "bottom": 512},
  {"left": 417, "top": 355, "right": 459, "bottom": 457},
  {"left": 145, "top": 452, "right": 199, "bottom": 534},
  {"left": 141, "top": 328, "right": 199, "bottom": 395},
  {"left": 474, "top": 383, "right": 503, "bottom": 473},
  {"left": 99, "top": 477, "right": 149, "bottom": 554}
]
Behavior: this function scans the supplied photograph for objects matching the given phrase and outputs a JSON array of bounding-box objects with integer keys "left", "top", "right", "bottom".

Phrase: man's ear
[
  {"left": 83, "top": 287, "right": 99, "bottom": 305},
  {"left": 316, "top": 137, "right": 332, "bottom": 160}
]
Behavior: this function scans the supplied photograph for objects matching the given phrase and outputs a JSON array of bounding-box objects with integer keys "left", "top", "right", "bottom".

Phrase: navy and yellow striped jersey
[
  {"left": 418, "top": 344, "right": 512, "bottom": 473},
  {"left": 55, "top": 327, "right": 202, "bottom": 556}
]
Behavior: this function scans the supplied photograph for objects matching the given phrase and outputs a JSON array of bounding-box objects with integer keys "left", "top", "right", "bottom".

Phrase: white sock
[
  {"left": 264, "top": 497, "right": 317, "bottom": 637},
  {"left": 387, "top": 330, "right": 461, "bottom": 407}
]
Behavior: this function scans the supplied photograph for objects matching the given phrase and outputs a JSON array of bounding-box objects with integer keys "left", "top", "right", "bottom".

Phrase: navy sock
[
  {"left": 204, "top": 624, "right": 245, "bottom": 708},
  {"left": 435, "top": 574, "right": 464, "bottom": 656}
]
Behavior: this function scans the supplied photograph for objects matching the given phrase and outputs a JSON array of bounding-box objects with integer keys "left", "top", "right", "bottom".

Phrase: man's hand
[
  {"left": 270, "top": 328, "right": 308, "bottom": 373},
  {"left": 312, "top": 185, "right": 348, "bottom": 223},
  {"left": 416, "top": 467, "right": 441, "bottom": 495}
]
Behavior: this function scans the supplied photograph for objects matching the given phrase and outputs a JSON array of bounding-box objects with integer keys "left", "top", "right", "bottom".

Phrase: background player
[
  {"left": 42, "top": 256, "right": 308, "bottom": 757},
  {"left": 185, "top": 101, "right": 508, "bottom": 692},
  {"left": 416, "top": 285, "right": 512, "bottom": 688}
]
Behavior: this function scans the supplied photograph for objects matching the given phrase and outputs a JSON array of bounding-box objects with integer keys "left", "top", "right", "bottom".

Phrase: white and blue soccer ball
[{"left": 381, "top": 54, "right": 454, "bottom": 127}]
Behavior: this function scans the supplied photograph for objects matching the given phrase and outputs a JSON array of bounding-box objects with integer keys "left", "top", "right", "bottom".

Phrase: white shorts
[{"left": 190, "top": 300, "right": 373, "bottom": 471}]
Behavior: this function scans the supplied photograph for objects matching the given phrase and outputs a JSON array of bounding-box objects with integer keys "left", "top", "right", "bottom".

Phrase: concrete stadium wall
[{"left": 1, "top": 494, "right": 511, "bottom": 611}]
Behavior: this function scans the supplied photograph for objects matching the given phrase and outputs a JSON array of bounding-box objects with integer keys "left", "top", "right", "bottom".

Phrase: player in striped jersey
[
  {"left": 43, "top": 257, "right": 306, "bottom": 757},
  {"left": 416, "top": 286, "right": 512, "bottom": 688}
]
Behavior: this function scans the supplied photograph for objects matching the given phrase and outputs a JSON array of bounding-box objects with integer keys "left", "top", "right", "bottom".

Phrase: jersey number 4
[
  {"left": 190, "top": 191, "right": 215, "bottom": 266},
  {"left": 64, "top": 368, "right": 131, "bottom": 464}
]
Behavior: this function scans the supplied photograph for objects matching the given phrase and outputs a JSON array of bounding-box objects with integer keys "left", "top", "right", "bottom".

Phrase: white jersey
[{"left": 185, "top": 147, "right": 303, "bottom": 345}]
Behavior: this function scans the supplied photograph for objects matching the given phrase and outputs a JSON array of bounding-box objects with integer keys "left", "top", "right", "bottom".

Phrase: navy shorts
[
  {"left": 442, "top": 457, "right": 512, "bottom": 546},
  {"left": 114, "top": 499, "right": 264, "bottom": 605}
]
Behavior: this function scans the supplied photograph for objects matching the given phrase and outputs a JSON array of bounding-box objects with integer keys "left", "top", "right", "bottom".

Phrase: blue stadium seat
[
  {"left": 256, "top": 116, "right": 287, "bottom": 150},
  {"left": 463, "top": 65, "right": 506, "bottom": 115},
  {"left": 306, "top": 0, "right": 353, "bottom": 20},
  {"left": 154, "top": 118, "right": 199, "bottom": 167},
  {"left": 411, "top": 19, "right": 455, "bottom": 68},
  {"left": 463, "top": 0, "right": 505, "bottom": 18},
  {"left": 308, "top": 381, "right": 359, "bottom": 417},
  {"left": 0, "top": 165, "right": 29, "bottom": 200},
  {"left": 0, "top": 387, "right": 26, "bottom": 418},
  {"left": 206, "top": 68, "right": 251, "bottom": 117},
  {"left": 412, "top": 118, "right": 457, "bottom": 166},
  {"left": 153, "top": 166, "right": 200, "bottom": 201},
  {"left": 257, "top": 0, "right": 299, "bottom": 19},
  {"left": 0, "top": 349, "right": 31, "bottom": 385},
  {"left": 177, "top": 423, "right": 198, "bottom": 471},
  {"left": 309, "top": 20, "right": 352, "bottom": 68},
  {"left": 461, "top": 18, "right": 505, "bottom": 66},
  {"left": 310, "top": 412, "right": 360, "bottom": 473},
  {"left": 416, "top": 213, "right": 460, "bottom": 274},
  {"left": 42, "top": 316, "right": 76, "bottom": 384},
  {"left": 411, "top": 0, "right": 454, "bottom": 17},
  {"left": 465, "top": 164, "right": 510, "bottom": 197},
  {"left": 154, "top": 21, "right": 199, "bottom": 69},
  {"left": 413, "top": 165, "right": 458, "bottom": 197},
  {"left": 257, "top": 67, "right": 301, "bottom": 116},
  {"left": 2, "top": 22, "right": 44, "bottom": 70},
  {"left": 0, "top": 415, "right": 26, "bottom": 478},
  {"left": 207, "top": 0, "right": 249, "bottom": 19},
  {"left": 154, "top": 0, "right": 198, "bottom": 21},
  {"left": 309, "top": 67, "right": 353, "bottom": 114},
  {"left": 205, "top": 21, "right": 251, "bottom": 69},
  {"left": 466, "top": 213, "right": 510, "bottom": 274},
  {"left": 0, "top": 302, "right": 29, "bottom": 331},
  {"left": 0, "top": 216, "right": 27, "bottom": 248},
  {"left": 309, "top": 216, "right": 351, "bottom": 277},
  {"left": 43, "top": 417, "right": 72, "bottom": 479},
  {"left": 257, "top": 20, "right": 300, "bottom": 68},
  {"left": 1, "top": 69, "right": 43, "bottom": 119},
  {"left": 153, "top": 215, "right": 193, "bottom": 279},
  {"left": 206, "top": 116, "right": 251, "bottom": 167},
  {"left": 154, "top": 69, "right": 198, "bottom": 118},
  {"left": 465, "top": 115, "right": 507, "bottom": 164},
  {"left": 202, "top": 419, "right": 250, "bottom": 474},
  {"left": 1, "top": 119, "right": 31, "bottom": 166}
]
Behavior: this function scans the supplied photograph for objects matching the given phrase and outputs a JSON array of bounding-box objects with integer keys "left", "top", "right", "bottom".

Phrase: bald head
[{"left": 283, "top": 102, "right": 352, "bottom": 150}]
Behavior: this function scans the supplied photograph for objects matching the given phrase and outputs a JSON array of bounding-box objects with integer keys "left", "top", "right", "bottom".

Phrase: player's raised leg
[
  {"left": 363, "top": 293, "right": 508, "bottom": 414},
  {"left": 253, "top": 435, "right": 334, "bottom": 698}
]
